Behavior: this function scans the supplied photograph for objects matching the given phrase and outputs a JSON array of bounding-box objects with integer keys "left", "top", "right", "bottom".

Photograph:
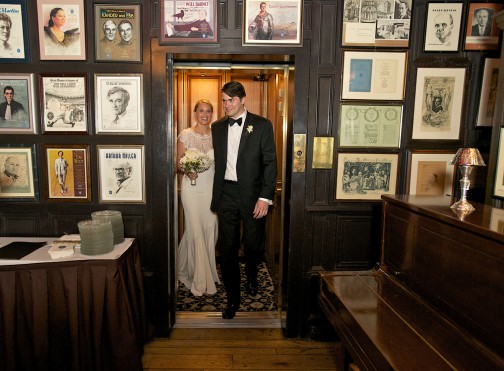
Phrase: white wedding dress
[{"left": 177, "top": 128, "right": 220, "bottom": 296}]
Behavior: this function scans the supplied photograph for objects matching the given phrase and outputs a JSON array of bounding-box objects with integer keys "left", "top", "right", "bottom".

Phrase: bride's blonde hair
[{"left": 194, "top": 99, "right": 213, "bottom": 112}]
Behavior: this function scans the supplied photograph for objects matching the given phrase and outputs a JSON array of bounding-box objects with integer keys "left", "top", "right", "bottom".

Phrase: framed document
[
  {"left": 94, "top": 4, "right": 142, "bottom": 62},
  {"left": 464, "top": 2, "right": 504, "bottom": 51},
  {"left": 97, "top": 145, "right": 145, "bottom": 204},
  {"left": 477, "top": 58, "right": 500, "bottom": 127},
  {"left": 0, "top": 146, "right": 35, "bottom": 199},
  {"left": 39, "top": 74, "right": 87, "bottom": 133},
  {"left": 493, "top": 127, "right": 504, "bottom": 199},
  {"left": 407, "top": 150, "right": 456, "bottom": 196},
  {"left": 36, "top": 0, "right": 86, "bottom": 61},
  {"left": 0, "top": 0, "right": 29, "bottom": 63},
  {"left": 0, "top": 73, "right": 36, "bottom": 134},
  {"left": 312, "top": 137, "right": 334, "bottom": 169},
  {"left": 423, "top": 2, "right": 463, "bottom": 52}
]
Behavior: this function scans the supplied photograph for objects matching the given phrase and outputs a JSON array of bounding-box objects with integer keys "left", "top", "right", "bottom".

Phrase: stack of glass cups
[
  {"left": 91, "top": 210, "right": 125, "bottom": 245},
  {"left": 77, "top": 219, "right": 114, "bottom": 255}
]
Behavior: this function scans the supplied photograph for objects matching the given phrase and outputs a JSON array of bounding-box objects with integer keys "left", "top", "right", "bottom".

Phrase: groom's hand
[{"left": 253, "top": 199, "right": 269, "bottom": 219}]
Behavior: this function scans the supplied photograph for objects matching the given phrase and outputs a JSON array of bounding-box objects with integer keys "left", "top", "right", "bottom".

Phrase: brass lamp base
[{"left": 450, "top": 199, "right": 475, "bottom": 213}]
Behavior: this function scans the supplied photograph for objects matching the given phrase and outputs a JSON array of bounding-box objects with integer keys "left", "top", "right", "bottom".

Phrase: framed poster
[
  {"left": 94, "top": 4, "right": 142, "bottom": 62},
  {"left": 465, "top": 3, "right": 504, "bottom": 51},
  {"left": 97, "top": 145, "right": 145, "bottom": 203},
  {"left": 0, "top": 146, "right": 35, "bottom": 198},
  {"left": 339, "top": 103, "right": 402, "bottom": 148},
  {"left": 160, "top": 0, "right": 217, "bottom": 44},
  {"left": 336, "top": 153, "right": 398, "bottom": 200},
  {"left": 36, "top": 0, "right": 86, "bottom": 61},
  {"left": 477, "top": 58, "right": 500, "bottom": 127},
  {"left": 243, "top": 0, "right": 303, "bottom": 46},
  {"left": 341, "top": 51, "right": 407, "bottom": 101},
  {"left": 342, "top": 0, "right": 411, "bottom": 48},
  {"left": 0, "top": 0, "right": 29, "bottom": 63},
  {"left": 39, "top": 74, "right": 87, "bottom": 133},
  {"left": 493, "top": 127, "right": 504, "bottom": 199},
  {"left": 0, "top": 73, "right": 36, "bottom": 134},
  {"left": 407, "top": 151, "right": 456, "bottom": 196},
  {"left": 94, "top": 74, "right": 144, "bottom": 135},
  {"left": 423, "top": 2, "right": 463, "bottom": 52}
]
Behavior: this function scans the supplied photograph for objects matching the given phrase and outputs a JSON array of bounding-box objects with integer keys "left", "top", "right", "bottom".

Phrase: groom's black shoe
[
  {"left": 222, "top": 304, "right": 238, "bottom": 319},
  {"left": 246, "top": 281, "right": 258, "bottom": 296}
]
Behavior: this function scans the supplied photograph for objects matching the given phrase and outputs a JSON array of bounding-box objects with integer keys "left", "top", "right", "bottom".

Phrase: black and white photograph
[
  {"left": 0, "top": 73, "right": 36, "bottom": 134},
  {"left": 0, "top": 1, "right": 28, "bottom": 62},
  {"left": 465, "top": 2, "right": 504, "bottom": 51},
  {"left": 424, "top": 2, "right": 463, "bottom": 52},
  {"left": 0, "top": 146, "right": 35, "bottom": 198}
]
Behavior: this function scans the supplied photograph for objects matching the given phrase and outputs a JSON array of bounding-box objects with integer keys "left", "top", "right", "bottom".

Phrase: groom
[{"left": 211, "top": 81, "right": 277, "bottom": 319}]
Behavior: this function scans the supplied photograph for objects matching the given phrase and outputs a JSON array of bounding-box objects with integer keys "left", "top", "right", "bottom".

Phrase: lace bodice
[{"left": 178, "top": 128, "right": 213, "bottom": 154}]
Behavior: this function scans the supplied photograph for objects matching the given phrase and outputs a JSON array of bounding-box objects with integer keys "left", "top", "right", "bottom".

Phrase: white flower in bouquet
[{"left": 180, "top": 149, "right": 213, "bottom": 185}]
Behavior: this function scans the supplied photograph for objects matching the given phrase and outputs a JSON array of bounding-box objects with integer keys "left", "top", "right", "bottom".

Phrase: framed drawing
[
  {"left": 44, "top": 144, "right": 91, "bottom": 201},
  {"left": 243, "top": 0, "right": 303, "bottom": 46},
  {"left": 342, "top": 0, "right": 411, "bottom": 48},
  {"left": 0, "top": 0, "right": 29, "bottom": 63},
  {"left": 36, "top": 0, "right": 86, "bottom": 61},
  {"left": 0, "top": 146, "right": 35, "bottom": 198},
  {"left": 339, "top": 103, "right": 402, "bottom": 148},
  {"left": 160, "top": 0, "right": 217, "bottom": 44},
  {"left": 0, "top": 73, "right": 36, "bottom": 134},
  {"left": 39, "top": 74, "right": 87, "bottom": 133},
  {"left": 94, "top": 74, "right": 144, "bottom": 135},
  {"left": 477, "top": 58, "right": 500, "bottom": 127},
  {"left": 493, "top": 127, "right": 504, "bottom": 199},
  {"left": 423, "top": 2, "right": 463, "bottom": 52},
  {"left": 465, "top": 3, "right": 504, "bottom": 51},
  {"left": 97, "top": 145, "right": 145, "bottom": 203},
  {"left": 94, "top": 4, "right": 142, "bottom": 62},
  {"left": 336, "top": 153, "right": 398, "bottom": 200},
  {"left": 407, "top": 151, "right": 456, "bottom": 196},
  {"left": 341, "top": 51, "right": 407, "bottom": 101},
  {"left": 312, "top": 137, "right": 334, "bottom": 169}
]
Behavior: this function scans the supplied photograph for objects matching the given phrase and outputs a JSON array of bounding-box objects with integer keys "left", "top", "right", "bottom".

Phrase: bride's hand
[{"left": 186, "top": 172, "right": 198, "bottom": 180}]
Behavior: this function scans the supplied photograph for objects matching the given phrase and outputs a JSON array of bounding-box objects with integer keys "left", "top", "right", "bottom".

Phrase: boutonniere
[{"left": 246, "top": 125, "right": 253, "bottom": 134}]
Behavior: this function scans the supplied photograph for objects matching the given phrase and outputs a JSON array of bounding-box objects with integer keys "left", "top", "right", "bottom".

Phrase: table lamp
[{"left": 450, "top": 148, "right": 485, "bottom": 212}]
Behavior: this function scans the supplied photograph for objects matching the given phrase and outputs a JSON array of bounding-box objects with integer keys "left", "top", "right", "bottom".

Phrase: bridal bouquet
[{"left": 179, "top": 149, "right": 213, "bottom": 185}]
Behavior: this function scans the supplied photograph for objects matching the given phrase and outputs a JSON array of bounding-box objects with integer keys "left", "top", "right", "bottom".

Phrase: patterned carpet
[{"left": 176, "top": 262, "right": 277, "bottom": 312}]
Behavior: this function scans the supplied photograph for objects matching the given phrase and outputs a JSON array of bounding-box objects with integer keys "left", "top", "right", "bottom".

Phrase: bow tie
[{"left": 228, "top": 117, "right": 242, "bottom": 126}]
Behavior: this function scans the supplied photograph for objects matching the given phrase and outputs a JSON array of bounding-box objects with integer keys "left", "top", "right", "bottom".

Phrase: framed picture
[
  {"left": 94, "top": 4, "right": 142, "bottom": 62},
  {"left": 0, "top": 0, "right": 29, "bottom": 63},
  {"left": 407, "top": 151, "right": 456, "bottom": 196},
  {"left": 0, "top": 73, "right": 36, "bottom": 134},
  {"left": 39, "top": 74, "right": 87, "bottom": 133},
  {"left": 94, "top": 74, "right": 144, "bottom": 135},
  {"left": 341, "top": 50, "right": 407, "bottom": 101},
  {"left": 423, "top": 2, "right": 463, "bottom": 52},
  {"left": 160, "top": 0, "right": 217, "bottom": 44},
  {"left": 490, "top": 207, "right": 504, "bottom": 233},
  {"left": 36, "top": 0, "right": 86, "bottom": 61},
  {"left": 412, "top": 66, "right": 467, "bottom": 140},
  {"left": 493, "top": 127, "right": 504, "bottom": 199},
  {"left": 336, "top": 153, "right": 398, "bottom": 200},
  {"left": 312, "top": 137, "right": 334, "bottom": 169},
  {"left": 97, "top": 145, "right": 145, "bottom": 203},
  {"left": 339, "top": 103, "right": 402, "bottom": 148},
  {"left": 243, "top": 0, "right": 303, "bottom": 46},
  {"left": 342, "top": 0, "right": 411, "bottom": 48},
  {"left": 477, "top": 58, "right": 500, "bottom": 127},
  {"left": 44, "top": 144, "right": 91, "bottom": 201},
  {"left": 465, "top": 3, "right": 504, "bottom": 51},
  {"left": 0, "top": 146, "right": 35, "bottom": 198}
]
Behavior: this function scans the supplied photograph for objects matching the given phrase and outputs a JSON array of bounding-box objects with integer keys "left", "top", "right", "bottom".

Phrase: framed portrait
[
  {"left": 477, "top": 58, "right": 500, "bottom": 127},
  {"left": 423, "top": 2, "right": 463, "bottom": 52},
  {"left": 342, "top": 0, "right": 411, "bottom": 48},
  {"left": 0, "top": 73, "right": 36, "bottom": 134},
  {"left": 0, "top": 0, "right": 29, "bottom": 63},
  {"left": 0, "top": 146, "right": 35, "bottom": 198},
  {"left": 36, "top": 0, "right": 86, "bottom": 61},
  {"left": 341, "top": 51, "right": 407, "bottom": 101},
  {"left": 243, "top": 0, "right": 303, "bottom": 46},
  {"left": 97, "top": 145, "right": 145, "bottom": 204},
  {"left": 490, "top": 207, "right": 504, "bottom": 234},
  {"left": 312, "top": 137, "right": 334, "bottom": 169},
  {"left": 160, "top": 0, "right": 217, "bottom": 44},
  {"left": 44, "top": 144, "right": 91, "bottom": 201},
  {"left": 465, "top": 3, "right": 504, "bottom": 51},
  {"left": 339, "top": 103, "right": 402, "bottom": 148},
  {"left": 412, "top": 66, "right": 467, "bottom": 140},
  {"left": 94, "top": 4, "right": 142, "bottom": 62},
  {"left": 39, "top": 74, "right": 87, "bottom": 133},
  {"left": 94, "top": 74, "right": 144, "bottom": 135},
  {"left": 407, "top": 151, "right": 456, "bottom": 196},
  {"left": 336, "top": 153, "right": 398, "bottom": 200},
  {"left": 493, "top": 127, "right": 504, "bottom": 199}
]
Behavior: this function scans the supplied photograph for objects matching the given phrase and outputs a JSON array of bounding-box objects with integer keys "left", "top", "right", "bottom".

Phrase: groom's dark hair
[{"left": 222, "top": 81, "right": 246, "bottom": 99}]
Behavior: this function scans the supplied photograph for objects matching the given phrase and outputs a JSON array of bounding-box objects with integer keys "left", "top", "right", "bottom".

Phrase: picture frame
[
  {"left": 339, "top": 103, "right": 402, "bottom": 148},
  {"left": 160, "top": 0, "right": 217, "bottom": 44},
  {"left": 0, "top": 0, "right": 29, "bottom": 63},
  {"left": 423, "top": 2, "right": 463, "bottom": 52},
  {"left": 39, "top": 74, "right": 88, "bottom": 133},
  {"left": 477, "top": 58, "right": 500, "bottom": 127},
  {"left": 490, "top": 207, "right": 504, "bottom": 234},
  {"left": 0, "top": 146, "right": 36, "bottom": 198},
  {"left": 464, "top": 2, "right": 504, "bottom": 51},
  {"left": 94, "top": 4, "right": 142, "bottom": 62},
  {"left": 407, "top": 150, "right": 456, "bottom": 196},
  {"left": 0, "top": 73, "right": 37, "bottom": 134},
  {"left": 493, "top": 127, "right": 504, "bottom": 199},
  {"left": 36, "top": 0, "right": 86, "bottom": 61},
  {"left": 342, "top": 0, "right": 411, "bottom": 48},
  {"left": 341, "top": 50, "right": 407, "bottom": 101},
  {"left": 44, "top": 144, "right": 91, "bottom": 201},
  {"left": 94, "top": 74, "right": 144, "bottom": 135},
  {"left": 243, "top": 0, "right": 303, "bottom": 46},
  {"left": 97, "top": 145, "right": 145, "bottom": 204},
  {"left": 336, "top": 153, "right": 398, "bottom": 200}
]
